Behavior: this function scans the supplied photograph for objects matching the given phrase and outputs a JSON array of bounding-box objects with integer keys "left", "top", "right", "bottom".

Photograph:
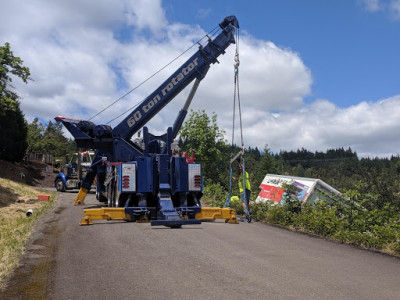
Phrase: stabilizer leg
[
  {"left": 74, "top": 187, "right": 88, "bottom": 205},
  {"left": 74, "top": 150, "right": 104, "bottom": 206},
  {"left": 195, "top": 207, "right": 239, "bottom": 224},
  {"left": 80, "top": 208, "right": 130, "bottom": 225}
]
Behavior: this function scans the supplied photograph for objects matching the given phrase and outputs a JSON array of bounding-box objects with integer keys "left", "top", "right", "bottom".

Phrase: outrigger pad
[{"left": 150, "top": 219, "right": 201, "bottom": 228}]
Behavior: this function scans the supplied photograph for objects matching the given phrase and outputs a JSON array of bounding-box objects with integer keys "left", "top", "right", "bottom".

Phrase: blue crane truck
[{"left": 55, "top": 16, "right": 239, "bottom": 227}]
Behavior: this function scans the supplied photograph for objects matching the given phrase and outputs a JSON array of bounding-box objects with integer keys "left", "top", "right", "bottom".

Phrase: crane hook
[{"left": 234, "top": 52, "right": 240, "bottom": 72}]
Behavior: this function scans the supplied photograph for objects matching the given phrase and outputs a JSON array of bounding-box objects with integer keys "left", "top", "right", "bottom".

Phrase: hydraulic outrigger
[{"left": 79, "top": 207, "right": 239, "bottom": 226}]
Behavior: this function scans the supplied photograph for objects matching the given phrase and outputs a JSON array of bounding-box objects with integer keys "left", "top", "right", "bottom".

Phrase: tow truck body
[{"left": 55, "top": 16, "right": 240, "bottom": 227}]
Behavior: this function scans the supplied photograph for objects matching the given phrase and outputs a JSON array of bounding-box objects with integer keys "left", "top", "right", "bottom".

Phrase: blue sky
[
  {"left": 165, "top": 0, "right": 400, "bottom": 107},
  {"left": 1, "top": 0, "right": 400, "bottom": 157}
]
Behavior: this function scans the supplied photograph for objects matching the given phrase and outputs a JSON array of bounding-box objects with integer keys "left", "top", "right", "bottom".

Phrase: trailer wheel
[{"left": 55, "top": 179, "right": 66, "bottom": 192}]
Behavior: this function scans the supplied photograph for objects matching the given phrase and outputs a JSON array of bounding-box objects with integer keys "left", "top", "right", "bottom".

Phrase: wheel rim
[
  {"left": 107, "top": 190, "right": 113, "bottom": 207},
  {"left": 56, "top": 180, "right": 64, "bottom": 191},
  {"left": 107, "top": 184, "right": 114, "bottom": 207}
]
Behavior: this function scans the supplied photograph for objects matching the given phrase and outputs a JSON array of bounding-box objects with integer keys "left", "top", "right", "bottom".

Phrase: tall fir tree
[{"left": 0, "top": 42, "right": 30, "bottom": 161}]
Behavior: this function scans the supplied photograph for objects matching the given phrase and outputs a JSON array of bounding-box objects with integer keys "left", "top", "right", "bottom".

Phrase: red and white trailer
[{"left": 257, "top": 174, "right": 342, "bottom": 204}]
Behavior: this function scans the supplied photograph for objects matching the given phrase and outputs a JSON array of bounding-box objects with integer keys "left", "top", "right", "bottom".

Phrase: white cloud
[
  {"left": 197, "top": 36, "right": 312, "bottom": 112},
  {"left": 122, "top": 0, "right": 167, "bottom": 35},
  {"left": 358, "top": 0, "right": 400, "bottom": 20},
  {"left": 390, "top": 0, "right": 400, "bottom": 19},
  {"left": 242, "top": 96, "right": 400, "bottom": 158},
  {"left": 187, "top": 34, "right": 313, "bottom": 149},
  {"left": 1, "top": 1, "right": 399, "bottom": 158},
  {"left": 196, "top": 8, "right": 212, "bottom": 19},
  {"left": 359, "top": 0, "right": 382, "bottom": 12}
]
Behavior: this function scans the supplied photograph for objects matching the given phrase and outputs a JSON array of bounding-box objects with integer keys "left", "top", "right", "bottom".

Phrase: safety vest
[{"left": 238, "top": 172, "right": 251, "bottom": 193}]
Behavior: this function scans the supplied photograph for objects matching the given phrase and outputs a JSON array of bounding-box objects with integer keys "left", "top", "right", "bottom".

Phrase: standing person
[{"left": 234, "top": 163, "right": 252, "bottom": 222}]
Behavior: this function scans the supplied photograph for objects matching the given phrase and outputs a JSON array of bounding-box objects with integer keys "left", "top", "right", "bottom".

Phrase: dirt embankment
[
  {"left": 0, "top": 160, "right": 58, "bottom": 292},
  {"left": 0, "top": 160, "right": 55, "bottom": 189}
]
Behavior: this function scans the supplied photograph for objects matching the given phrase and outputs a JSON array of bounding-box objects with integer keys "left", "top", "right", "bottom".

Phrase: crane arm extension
[{"left": 113, "top": 16, "right": 239, "bottom": 141}]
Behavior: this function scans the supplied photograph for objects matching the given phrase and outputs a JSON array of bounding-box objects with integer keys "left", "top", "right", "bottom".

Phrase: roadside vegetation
[
  {"left": 248, "top": 200, "right": 400, "bottom": 255},
  {"left": 202, "top": 183, "right": 400, "bottom": 256},
  {"left": 184, "top": 110, "right": 400, "bottom": 256},
  {"left": 0, "top": 178, "right": 56, "bottom": 287}
]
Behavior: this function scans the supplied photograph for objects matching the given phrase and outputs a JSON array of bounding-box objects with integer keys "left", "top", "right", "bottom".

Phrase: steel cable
[{"left": 88, "top": 26, "right": 221, "bottom": 124}]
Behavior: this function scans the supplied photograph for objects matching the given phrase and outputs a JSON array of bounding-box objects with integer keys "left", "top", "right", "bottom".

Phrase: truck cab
[{"left": 55, "top": 151, "right": 95, "bottom": 192}]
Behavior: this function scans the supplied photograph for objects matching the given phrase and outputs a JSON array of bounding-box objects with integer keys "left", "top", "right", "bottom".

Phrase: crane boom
[
  {"left": 114, "top": 17, "right": 237, "bottom": 140},
  {"left": 56, "top": 16, "right": 238, "bottom": 162}
]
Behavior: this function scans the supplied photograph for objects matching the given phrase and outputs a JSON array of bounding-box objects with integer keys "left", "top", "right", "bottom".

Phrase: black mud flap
[{"left": 150, "top": 219, "right": 201, "bottom": 228}]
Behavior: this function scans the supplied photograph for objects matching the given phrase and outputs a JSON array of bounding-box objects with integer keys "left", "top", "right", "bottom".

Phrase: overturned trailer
[{"left": 256, "top": 174, "right": 343, "bottom": 205}]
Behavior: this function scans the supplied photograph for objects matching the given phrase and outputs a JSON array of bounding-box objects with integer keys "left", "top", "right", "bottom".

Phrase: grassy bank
[{"left": 0, "top": 178, "right": 56, "bottom": 287}]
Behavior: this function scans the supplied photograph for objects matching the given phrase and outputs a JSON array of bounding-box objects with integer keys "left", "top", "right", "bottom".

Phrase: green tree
[
  {"left": 179, "top": 109, "right": 228, "bottom": 184},
  {"left": 42, "top": 121, "right": 70, "bottom": 157},
  {"left": 26, "top": 117, "right": 45, "bottom": 153},
  {"left": 0, "top": 103, "right": 27, "bottom": 161},
  {"left": 0, "top": 42, "right": 30, "bottom": 161},
  {"left": 0, "top": 42, "right": 30, "bottom": 112},
  {"left": 26, "top": 118, "right": 77, "bottom": 161},
  {"left": 253, "top": 145, "right": 277, "bottom": 187}
]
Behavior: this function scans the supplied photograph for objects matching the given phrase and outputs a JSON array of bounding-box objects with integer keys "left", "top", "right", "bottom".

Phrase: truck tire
[
  {"left": 116, "top": 194, "right": 128, "bottom": 207},
  {"left": 96, "top": 192, "right": 107, "bottom": 203},
  {"left": 55, "top": 179, "right": 66, "bottom": 192},
  {"left": 107, "top": 181, "right": 116, "bottom": 207}
]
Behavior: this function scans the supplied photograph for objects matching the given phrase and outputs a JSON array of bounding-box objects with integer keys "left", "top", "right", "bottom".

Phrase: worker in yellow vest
[{"left": 234, "top": 163, "right": 251, "bottom": 221}]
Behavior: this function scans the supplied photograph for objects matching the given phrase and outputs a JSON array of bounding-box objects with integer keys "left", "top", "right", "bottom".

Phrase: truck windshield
[{"left": 82, "top": 153, "right": 91, "bottom": 163}]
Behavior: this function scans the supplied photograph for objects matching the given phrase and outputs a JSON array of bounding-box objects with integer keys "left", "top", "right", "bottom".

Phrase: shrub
[
  {"left": 230, "top": 197, "right": 243, "bottom": 215},
  {"left": 266, "top": 205, "right": 293, "bottom": 226},
  {"left": 202, "top": 183, "right": 227, "bottom": 207},
  {"left": 294, "top": 202, "right": 340, "bottom": 237},
  {"left": 258, "top": 192, "right": 400, "bottom": 256},
  {"left": 251, "top": 201, "right": 271, "bottom": 220}
]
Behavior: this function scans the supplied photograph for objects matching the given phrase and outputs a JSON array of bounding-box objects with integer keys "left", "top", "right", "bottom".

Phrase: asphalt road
[{"left": 2, "top": 192, "right": 400, "bottom": 299}]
